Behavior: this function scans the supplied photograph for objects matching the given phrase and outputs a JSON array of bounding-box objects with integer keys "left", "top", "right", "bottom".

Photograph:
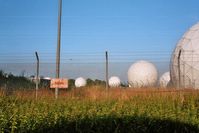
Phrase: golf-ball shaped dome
[
  {"left": 128, "top": 60, "right": 158, "bottom": 88},
  {"left": 159, "top": 72, "right": 170, "bottom": 88},
  {"left": 109, "top": 76, "right": 121, "bottom": 87},
  {"left": 75, "top": 77, "right": 86, "bottom": 87},
  {"left": 170, "top": 22, "right": 199, "bottom": 89}
]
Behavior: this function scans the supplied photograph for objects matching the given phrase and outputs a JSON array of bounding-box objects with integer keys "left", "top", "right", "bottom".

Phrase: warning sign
[{"left": 50, "top": 78, "right": 68, "bottom": 89}]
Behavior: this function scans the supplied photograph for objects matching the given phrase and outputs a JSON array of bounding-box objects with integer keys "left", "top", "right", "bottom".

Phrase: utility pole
[
  {"left": 105, "top": 51, "right": 109, "bottom": 90},
  {"left": 55, "top": 0, "right": 62, "bottom": 99},
  {"left": 35, "top": 52, "right": 39, "bottom": 100}
]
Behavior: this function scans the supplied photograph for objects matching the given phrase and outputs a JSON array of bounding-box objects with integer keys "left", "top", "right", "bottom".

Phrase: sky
[{"left": 0, "top": 0, "right": 199, "bottom": 81}]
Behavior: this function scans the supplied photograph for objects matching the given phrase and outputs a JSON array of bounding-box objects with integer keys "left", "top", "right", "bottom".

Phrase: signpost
[
  {"left": 51, "top": 78, "right": 68, "bottom": 89},
  {"left": 55, "top": 0, "right": 62, "bottom": 99}
]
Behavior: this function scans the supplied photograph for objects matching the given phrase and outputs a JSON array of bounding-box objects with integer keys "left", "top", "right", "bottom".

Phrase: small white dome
[
  {"left": 109, "top": 76, "right": 121, "bottom": 87},
  {"left": 128, "top": 60, "right": 158, "bottom": 88},
  {"left": 75, "top": 77, "right": 86, "bottom": 87},
  {"left": 43, "top": 77, "right": 51, "bottom": 80},
  {"left": 159, "top": 72, "right": 170, "bottom": 88}
]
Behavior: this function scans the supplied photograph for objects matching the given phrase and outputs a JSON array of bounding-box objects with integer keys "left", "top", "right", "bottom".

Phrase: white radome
[
  {"left": 159, "top": 72, "right": 170, "bottom": 88},
  {"left": 75, "top": 77, "right": 87, "bottom": 87},
  {"left": 43, "top": 77, "right": 51, "bottom": 80},
  {"left": 170, "top": 22, "right": 199, "bottom": 89},
  {"left": 109, "top": 76, "right": 121, "bottom": 87},
  {"left": 128, "top": 60, "right": 158, "bottom": 88}
]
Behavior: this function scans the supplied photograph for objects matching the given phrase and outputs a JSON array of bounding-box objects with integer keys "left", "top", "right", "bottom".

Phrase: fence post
[
  {"left": 177, "top": 49, "right": 182, "bottom": 89},
  {"left": 105, "top": 51, "right": 109, "bottom": 90},
  {"left": 35, "top": 52, "right": 39, "bottom": 100}
]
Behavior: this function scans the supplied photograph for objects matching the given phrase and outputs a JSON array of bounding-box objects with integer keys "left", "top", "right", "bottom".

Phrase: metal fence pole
[
  {"left": 105, "top": 51, "right": 109, "bottom": 90},
  {"left": 35, "top": 52, "right": 39, "bottom": 100},
  {"left": 177, "top": 50, "right": 182, "bottom": 88}
]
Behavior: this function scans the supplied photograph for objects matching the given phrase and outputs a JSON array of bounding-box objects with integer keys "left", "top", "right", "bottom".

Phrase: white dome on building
[
  {"left": 75, "top": 77, "right": 87, "bottom": 87},
  {"left": 128, "top": 60, "right": 158, "bottom": 88},
  {"left": 170, "top": 22, "right": 199, "bottom": 89},
  {"left": 109, "top": 76, "right": 121, "bottom": 87},
  {"left": 159, "top": 72, "right": 170, "bottom": 88}
]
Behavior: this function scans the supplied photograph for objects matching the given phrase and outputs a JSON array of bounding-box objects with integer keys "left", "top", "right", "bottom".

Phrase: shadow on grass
[{"left": 25, "top": 116, "right": 199, "bottom": 133}]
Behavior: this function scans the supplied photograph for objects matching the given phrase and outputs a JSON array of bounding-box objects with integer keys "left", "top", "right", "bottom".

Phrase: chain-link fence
[{"left": 0, "top": 51, "right": 172, "bottom": 92}]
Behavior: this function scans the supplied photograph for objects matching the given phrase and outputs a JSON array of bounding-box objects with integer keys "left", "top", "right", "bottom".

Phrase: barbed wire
[{"left": 0, "top": 51, "right": 198, "bottom": 64}]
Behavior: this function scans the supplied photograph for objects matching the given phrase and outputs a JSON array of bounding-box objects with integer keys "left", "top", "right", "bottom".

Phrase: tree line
[{"left": 0, "top": 70, "right": 109, "bottom": 91}]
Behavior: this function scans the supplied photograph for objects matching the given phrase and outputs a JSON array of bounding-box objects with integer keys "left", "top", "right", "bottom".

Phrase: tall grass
[{"left": 0, "top": 86, "right": 199, "bottom": 132}]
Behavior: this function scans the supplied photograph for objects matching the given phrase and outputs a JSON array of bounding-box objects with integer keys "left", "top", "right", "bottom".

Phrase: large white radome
[
  {"left": 75, "top": 77, "right": 87, "bottom": 87},
  {"left": 128, "top": 60, "right": 158, "bottom": 88},
  {"left": 159, "top": 72, "right": 170, "bottom": 88},
  {"left": 171, "top": 22, "right": 199, "bottom": 89},
  {"left": 109, "top": 76, "right": 121, "bottom": 87}
]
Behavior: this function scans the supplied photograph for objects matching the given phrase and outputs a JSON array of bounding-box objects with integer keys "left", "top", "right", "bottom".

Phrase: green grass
[{"left": 0, "top": 88, "right": 199, "bottom": 133}]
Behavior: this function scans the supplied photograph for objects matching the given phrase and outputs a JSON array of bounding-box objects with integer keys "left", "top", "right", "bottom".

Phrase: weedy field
[{"left": 0, "top": 86, "right": 199, "bottom": 133}]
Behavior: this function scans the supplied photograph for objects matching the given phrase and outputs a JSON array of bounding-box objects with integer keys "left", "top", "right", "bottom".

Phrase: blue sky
[{"left": 0, "top": 0, "right": 199, "bottom": 81}]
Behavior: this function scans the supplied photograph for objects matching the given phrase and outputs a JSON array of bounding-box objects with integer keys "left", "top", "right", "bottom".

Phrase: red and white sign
[{"left": 50, "top": 78, "right": 68, "bottom": 89}]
